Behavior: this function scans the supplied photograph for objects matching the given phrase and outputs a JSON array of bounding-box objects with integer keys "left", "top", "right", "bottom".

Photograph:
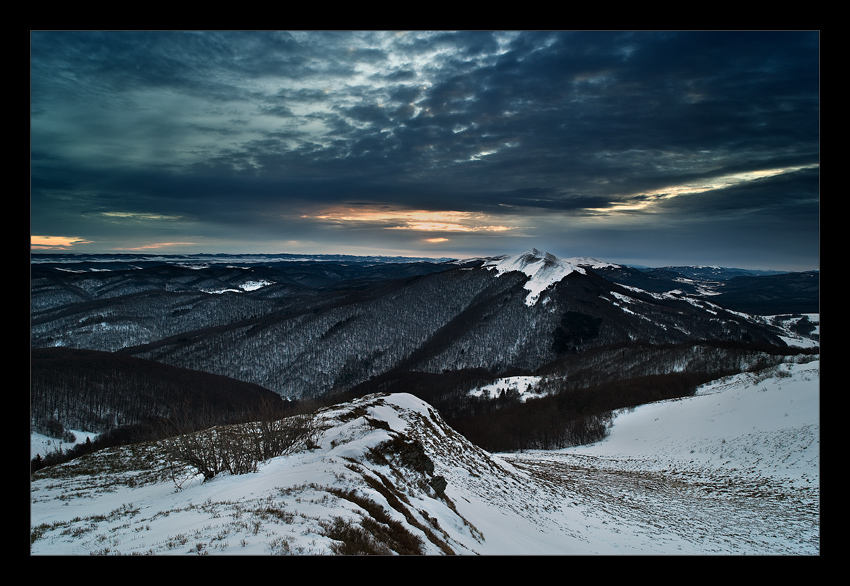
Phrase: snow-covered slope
[
  {"left": 483, "top": 248, "right": 617, "bottom": 306},
  {"left": 507, "top": 358, "right": 819, "bottom": 554},
  {"left": 30, "top": 357, "right": 819, "bottom": 555},
  {"left": 569, "top": 359, "right": 819, "bottom": 482}
]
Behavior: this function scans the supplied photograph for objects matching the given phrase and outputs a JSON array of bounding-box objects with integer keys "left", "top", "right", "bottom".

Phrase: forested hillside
[
  {"left": 31, "top": 348, "right": 294, "bottom": 437},
  {"left": 31, "top": 253, "right": 803, "bottom": 401}
]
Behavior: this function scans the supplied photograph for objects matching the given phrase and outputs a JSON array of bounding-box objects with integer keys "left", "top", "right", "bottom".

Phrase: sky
[{"left": 30, "top": 31, "right": 819, "bottom": 270}]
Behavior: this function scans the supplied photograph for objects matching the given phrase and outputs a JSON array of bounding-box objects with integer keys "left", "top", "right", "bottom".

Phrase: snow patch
[
  {"left": 468, "top": 375, "right": 545, "bottom": 402},
  {"left": 202, "top": 279, "right": 274, "bottom": 294}
]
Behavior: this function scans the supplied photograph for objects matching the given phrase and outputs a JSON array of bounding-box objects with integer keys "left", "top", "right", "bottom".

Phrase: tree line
[{"left": 344, "top": 340, "right": 817, "bottom": 453}]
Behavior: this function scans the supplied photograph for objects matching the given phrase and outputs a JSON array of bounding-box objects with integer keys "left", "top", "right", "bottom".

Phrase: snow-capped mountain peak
[{"left": 482, "top": 249, "right": 615, "bottom": 306}]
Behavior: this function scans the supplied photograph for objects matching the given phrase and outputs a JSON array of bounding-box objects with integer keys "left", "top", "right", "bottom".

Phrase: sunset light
[{"left": 308, "top": 207, "right": 517, "bottom": 234}]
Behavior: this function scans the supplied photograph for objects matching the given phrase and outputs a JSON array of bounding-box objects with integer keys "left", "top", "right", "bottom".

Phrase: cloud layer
[{"left": 31, "top": 31, "right": 819, "bottom": 269}]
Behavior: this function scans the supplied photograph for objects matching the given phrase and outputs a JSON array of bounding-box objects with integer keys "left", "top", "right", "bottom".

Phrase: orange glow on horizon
[
  {"left": 31, "top": 235, "right": 90, "bottom": 249},
  {"left": 305, "top": 206, "right": 515, "bottom": 233},
  {"left": 116, "top": 242, "right": 197, "bottom": 250}
]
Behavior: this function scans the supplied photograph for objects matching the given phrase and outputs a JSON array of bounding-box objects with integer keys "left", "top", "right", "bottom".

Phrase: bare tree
[{"left": 158, "top": 397, "right": 323, "bottom": 487}]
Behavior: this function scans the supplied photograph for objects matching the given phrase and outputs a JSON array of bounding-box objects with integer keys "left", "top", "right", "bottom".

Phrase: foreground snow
[
  {"left": 506, "top": 358, "right": 819, "bottom": 554},
  {"left": 30, "top": 359, "right": 818, "bottom": 555}
]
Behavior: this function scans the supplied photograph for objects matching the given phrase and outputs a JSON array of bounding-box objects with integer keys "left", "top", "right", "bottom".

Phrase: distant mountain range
[{"left": 31, "top": 249, "right": 818, "bottom": 402}]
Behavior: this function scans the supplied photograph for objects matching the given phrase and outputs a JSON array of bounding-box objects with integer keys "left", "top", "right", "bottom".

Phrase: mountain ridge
[{"left": 31, "top": 249, "right": 817, "bottom": 401}]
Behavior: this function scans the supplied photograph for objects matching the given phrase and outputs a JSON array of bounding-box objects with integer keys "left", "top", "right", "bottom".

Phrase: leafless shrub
[{"left": 159, "top": 398, "right": 322, "bottom": 485}]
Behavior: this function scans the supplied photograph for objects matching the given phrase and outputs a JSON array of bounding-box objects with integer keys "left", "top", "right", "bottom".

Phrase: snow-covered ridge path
[
  {"left": 504, "top": 450, "right": 818, "bottom": 555},
  {"left": 30, "top": 359, "right": 818, "bottom": 555}
]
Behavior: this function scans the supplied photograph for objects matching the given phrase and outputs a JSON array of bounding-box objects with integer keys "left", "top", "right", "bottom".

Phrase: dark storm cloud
[
  {"left": 648, "top": 167, "right": 820, "bottom": 242},
  {"left": 31, "top": 31, "right": 818, "bottom": 269}
]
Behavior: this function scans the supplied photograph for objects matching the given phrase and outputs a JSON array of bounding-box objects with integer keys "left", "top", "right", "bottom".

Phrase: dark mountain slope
[
  {"left": 31, "top": 347, "right": 287, "bottom": 436},
  {"left": 397, "top": 263, "right": 789, "bottom": 375},
  {"left": 31, "top": 288, "right": 285, "bottom": 352},
  {"left": 122, "top": 265, "right": 527, "bottom": 398}
]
